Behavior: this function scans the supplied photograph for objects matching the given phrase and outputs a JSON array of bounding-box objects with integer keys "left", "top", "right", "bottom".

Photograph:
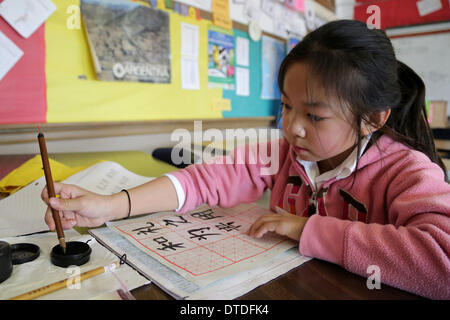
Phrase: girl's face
[{"left": 281, "top": 62, "right": 358, "bottom": 173}]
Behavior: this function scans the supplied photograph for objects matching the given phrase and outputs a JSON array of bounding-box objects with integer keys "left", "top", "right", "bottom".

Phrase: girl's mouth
[{"left": 293, "top": 146, "right": 308, "bottom": 154}]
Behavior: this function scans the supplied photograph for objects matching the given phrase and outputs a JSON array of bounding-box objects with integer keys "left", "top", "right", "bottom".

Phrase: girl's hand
[
  {"left": 247, "top": 212, "right": 308, "bottom": 241},
  {"left": 41, "top": 183, "right": 128, "bottom": 230}
]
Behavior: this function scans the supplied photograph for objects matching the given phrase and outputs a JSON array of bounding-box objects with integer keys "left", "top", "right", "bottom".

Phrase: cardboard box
[{"left": 428, "top": 101, "right": 448, "bottom": 128}]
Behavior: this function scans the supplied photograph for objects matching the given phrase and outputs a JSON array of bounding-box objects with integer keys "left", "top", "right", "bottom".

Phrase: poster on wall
[
  {"left": 81, "top": 0, "right": 171, "bottom": 83},
  {"left": 261, "top": 35, "right": 285, "bottom": 100},
  {"left": 208, "top": 26, "right": 235, "bottom": 90}
]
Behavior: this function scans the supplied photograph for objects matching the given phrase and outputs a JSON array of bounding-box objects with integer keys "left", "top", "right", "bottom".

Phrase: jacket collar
[{"left": 288, "top": 134, "right": 405, "bottom": 189}]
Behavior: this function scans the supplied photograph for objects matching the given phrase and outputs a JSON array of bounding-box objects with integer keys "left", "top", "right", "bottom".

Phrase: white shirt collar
[{"left": 297, "top": 134, "right": 372, "bottom": 190}]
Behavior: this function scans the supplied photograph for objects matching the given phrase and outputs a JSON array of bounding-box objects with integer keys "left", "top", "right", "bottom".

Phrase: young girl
[{"left": 41, "top": 20, "right": 450, "bottom": 299}]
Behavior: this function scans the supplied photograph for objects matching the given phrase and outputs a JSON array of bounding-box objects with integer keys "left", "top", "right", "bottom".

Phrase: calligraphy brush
[
  {"left": 10, "top": 261, "right": 121, "bottom": 300},
  {"left": 37, "top": 126, "right": 67, "bottom": 254}
]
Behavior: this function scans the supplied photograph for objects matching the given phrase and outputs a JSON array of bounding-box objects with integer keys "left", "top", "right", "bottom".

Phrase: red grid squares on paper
[
  {"left": 113, "top": 204, "right": 293, "bottom": 277},
  {"left": 138, "top": 232, "right": 198, "bottom": 257},
  {"left": 168, "top": 246, "right": 234, "bottom": 275},
  {"left": 204, "top": 236, "right": 266, "bottom": 263}
]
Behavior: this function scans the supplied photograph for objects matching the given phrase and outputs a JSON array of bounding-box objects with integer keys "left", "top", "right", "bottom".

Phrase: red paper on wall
[
  {"left": 354, "top": 0, "right": 450, "bottom": 29},
  {"left": 0, "top": 18, "right": 47, "bottom": 124}
]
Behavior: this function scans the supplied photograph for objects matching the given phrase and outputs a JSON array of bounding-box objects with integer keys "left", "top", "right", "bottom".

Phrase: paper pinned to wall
[
  {"left": 304, "top": 0, "right": 316, "bottom": 30},
  {"left": 243, "top": 0, "right": 261, "bottom": 22},
  {"left": 211, "top": 97, "right": 232, "bottom": 111},
  {"left": 0, "top": 17, "right": 46, "bottom": 124},
  {"left": 0, "top": 0, "right": 56, "bottom": 39},
  {"left": 178, "top": 0, "right": 212, "bottom": 11},
  {"left": 0, "top": 31, "right": 23, "bottom": 81},
  {"left": 207, "top": 26, "right": 235, "bottom": 90},
  {"left": 181, "top": 57, "right": 200, "bottom": 90},
  {"left": 295, "top": 0, "right": 305, "bottom": 12},
  {"left": 416, "top": 0, "right": 443, "bottom": 17},
  {"left": 212, "top": 0, "right": 232, "bottom": 30},
  {"left": 181, "top": 22, "right": 199, "bottom": 58},
  {"left": 180, "top": 23, "right": 200, "bottom": 90},
  {"left": 261, "top": 35, "right": 285, "bottom": 100},
  {"left": 235, "top": 67, "right": 249, "bottom": 96},
  {"left": 287, "top": 9, "right": 307, "bottom": 37},
  {"left": 261, "top": 0, "right": 276, "bottom": 17},
  {"left": 236, "top": 36, "right": 249, "bottom": 67}
]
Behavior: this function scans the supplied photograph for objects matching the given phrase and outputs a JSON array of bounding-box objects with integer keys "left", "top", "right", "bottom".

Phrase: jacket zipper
[{"left": 306, "top": 178, "right": 337, "bottom": 216}]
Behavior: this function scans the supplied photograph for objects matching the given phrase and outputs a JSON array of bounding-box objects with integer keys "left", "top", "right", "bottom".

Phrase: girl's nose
[
  {"left": 284, "top": 111, "right": 306, "bottom": 139},
  {"left": 294, "top": 126, "right": 306, "bottom": 138},
  {"left": 290, "top": 119, "right": 306, "bottom": 138},
  {"left": 296, "top": 127, "right": 306, "bottom": 138}
]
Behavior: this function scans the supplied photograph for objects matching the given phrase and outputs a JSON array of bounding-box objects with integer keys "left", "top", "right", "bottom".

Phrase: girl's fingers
[
  {"left": 41, "top": 186, "right": 49, "bottom": 203},
  {"left": 253, "top": 221, "right": 277, "bottom": 238},
  {"left": 45, "top": 207, "right": 77, "bottom": 230},
  {"left": 49, "top": 196, "right": 83, "bottom": 212},
  {"left": 61, "top": 218, "right": 77, "bottom": 230},
  {"left": 41, "top": 183, "right": 88, "bottom": 204},
  {"left": 44, "top": 207, "right": 55, "bottom": 230},
  {"left": 248, "top": 215, "right": 278, "bottom": 238},
  {"left": 62, "top": 211, "right": 75, "bottom": 220}
]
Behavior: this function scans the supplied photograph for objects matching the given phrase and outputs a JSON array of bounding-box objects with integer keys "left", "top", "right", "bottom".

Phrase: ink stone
[{"left": 51, "top": 241, "right": 92, "bottom": 268}]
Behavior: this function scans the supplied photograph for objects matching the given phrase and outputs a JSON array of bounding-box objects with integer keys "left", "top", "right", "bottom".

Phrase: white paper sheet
[
  {"left": 107, "top": 203, "right": 298, "bottom": 287},
  {"left": 236, "top": 36, "right": 249, "bottom": 67},
  {"left": 90, "top": 226, "right": 311, "bottom": 300},
  {"left": 0, "top": 0, "right": 57, "bottom": 39},
  {"left": 0, "top": 31, "right": 23, "bottom": 81},
  {"left": 0, "top": 231, "right": 149, "bottom": 300},
  {"left": 89, "top": 189, "right": 312, "bottom": 300},
  {"left": 181, "top": 22, "right": 199, "bottom": 58},
  {"left": 0, "top": 161, "right": 154, "bottom": 238},
  {"left": 416, "top": 0, "right": 443, "bottom": 16},
  {"left": 177, "top": 0, "right": 212, "bottom": 11},
  {"left": 261, "top": 0, "right": 276, "bottom": 18},
  {"left": 304, "top": 0, "right": 316, "bottom": 30},
  {"left": 181, "top": 57, "right": 200, "bottom": 90},
  {"left": 0, "top": 176, "right": 48, "bottom": 237},
  {"left": 236, "top": 67, "right": 250, "bottom": 96},
  {"left": 180, "top": 23, "right": 200, "bottom": 90}
]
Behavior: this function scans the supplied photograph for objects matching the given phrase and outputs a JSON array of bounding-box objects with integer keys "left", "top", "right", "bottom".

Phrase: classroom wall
[
  {"left": 387, "top": 21, "right": 450, "bottom": 116},
  {"left": 0, "top": 126, "right": 280, "bottom": 155},
  {"left": 0, "top": 0, "right": 336, "bottom": 125}
]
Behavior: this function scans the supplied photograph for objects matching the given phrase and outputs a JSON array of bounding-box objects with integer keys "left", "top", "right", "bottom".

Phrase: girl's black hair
[{"left": 278, "top": 19, "right": 447, "bottom": 181}]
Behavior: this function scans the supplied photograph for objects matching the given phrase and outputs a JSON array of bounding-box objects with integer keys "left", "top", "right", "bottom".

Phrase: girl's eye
[
  {"left": 308, "top": 114, "right": 325, "bottom": 122},
  {"left": 282, "top": 103, "right": 292, "bottom": 111}
]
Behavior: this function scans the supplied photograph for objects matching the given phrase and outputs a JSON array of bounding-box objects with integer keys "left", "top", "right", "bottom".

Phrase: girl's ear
[{"left": 361, "top": 109, "right": 391, "bottom": 136}]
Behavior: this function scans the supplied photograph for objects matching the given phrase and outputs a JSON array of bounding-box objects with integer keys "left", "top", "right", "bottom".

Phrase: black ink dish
[
  {"left": 11, "top": 243, "right": 40, "bottom": 264},
  {"left": 51, "top": 241, "right": 92, "bottom": 268},
  {"left": 0, "top": 241, "right": 13, "bottom": 283}
]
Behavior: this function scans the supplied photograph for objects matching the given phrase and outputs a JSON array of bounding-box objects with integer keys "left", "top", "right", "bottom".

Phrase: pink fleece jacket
[{"left": 169, "top": 135, "right": 450, "bottom": 299}]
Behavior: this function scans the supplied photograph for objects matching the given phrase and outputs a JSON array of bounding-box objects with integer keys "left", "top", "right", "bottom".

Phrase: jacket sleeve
[
  {"left": 168, "top": 139, "right": 287, "bottom": 214},
  {"left": 300, "top": 156, "right": 450, "bottom": 299}
]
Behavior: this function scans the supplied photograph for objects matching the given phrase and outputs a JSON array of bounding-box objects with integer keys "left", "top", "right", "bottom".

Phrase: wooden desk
[{"left": 0, "top": 153, "right": 423, "bottom": 300}]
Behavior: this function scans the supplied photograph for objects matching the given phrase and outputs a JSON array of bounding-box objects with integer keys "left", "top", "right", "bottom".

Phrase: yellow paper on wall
[
  {"left": 157, "top": 0, "right": 165, "bottom": 10},
  {"left": 188, "top": 6, "right": 196, "bottom": 20},
  {"left": 212, "top": 0, "right": 232, "bottom": 30},
  {"left": 211, "top": 97, "right": 231, "bottom": 111},
  {"left": 45, "top": 0, "right": 223, "bottom": 123}
]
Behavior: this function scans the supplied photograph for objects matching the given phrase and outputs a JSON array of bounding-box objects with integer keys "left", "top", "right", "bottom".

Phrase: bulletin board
[{"left": 0, "top": 0, "right": 324, "bottom": 125}]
